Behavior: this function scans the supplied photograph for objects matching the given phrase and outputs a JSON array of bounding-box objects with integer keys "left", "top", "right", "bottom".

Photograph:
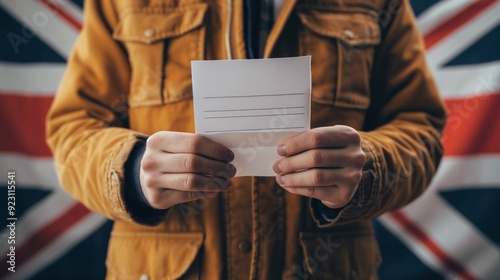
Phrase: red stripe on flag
[
  {"left": 37, "top": 0, "right": 82, "bottom": 31},
  {"left": 0, "top": 203, "right": 91, "bottom": 278},
  {"left": 424, "top": 0, "right": 497, "bottom": 50},
  {"left": 0, "top": 94, "right": 54, "bottom": 157},
  {"left": 388, "top": 211, "right": 476, "bottom": 280},
  {"left": 442, "top": 93, "right": 500, "bottom": 156}
]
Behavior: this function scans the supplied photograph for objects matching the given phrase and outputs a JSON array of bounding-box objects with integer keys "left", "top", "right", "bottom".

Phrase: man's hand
[
  {"left": 140, "top": 132, "right": 236, "bottom": 210},
  {"left": 273, "top": 126, "right": 366, "bottom": 209}
]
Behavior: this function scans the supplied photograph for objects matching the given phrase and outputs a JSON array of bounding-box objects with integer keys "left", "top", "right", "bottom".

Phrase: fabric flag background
[{"left": 0, "top": 0, "right": 499, "bottom": 279}]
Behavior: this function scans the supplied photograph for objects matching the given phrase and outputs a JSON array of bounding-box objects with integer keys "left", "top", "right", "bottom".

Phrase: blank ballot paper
[{"left": 192, "top": 56, "right": 311, "bottom": 176}]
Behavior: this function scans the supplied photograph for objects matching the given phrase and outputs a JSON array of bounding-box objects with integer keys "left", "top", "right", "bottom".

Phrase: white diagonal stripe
[
  {"left": 416, "top": 0, "right": 472, "bottom": 35},
  {"left": 426, "top": 1, "right": 500, "bottom": 68},
  {"left": 378, "top": 215, "right": 460, "bottom": 279},
  {"left": 52, "top": 0, "right": 83, "bottom": 23},
  {"left": 0, "top": 154, "right": 59, "bottom": 190},
  {"left": 3, "top": 213, "right": 108, "bottom": 280},
  {"left": 0, "top": 190, "right": 75, "bottom": 257},
  {"left": 434, "top": 61, "right": 500, "bottom": 100},
  {"left": 430, "top": 155, "right": 500, "bottom": 191},
  {"left": 401, "top": 191, "right": 500, "bottom": 279},
  {"left": 0, "top": 63, "right": 65, "bottom": 95},
  {"left": 0, "top": 0, "right": 79, "bottom": 59}
]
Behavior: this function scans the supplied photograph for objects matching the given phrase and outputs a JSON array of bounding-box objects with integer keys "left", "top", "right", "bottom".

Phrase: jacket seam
[
  {"left": 118, "top": 3, "right": 208, "bottom": 19},
  {"left": 223, "top": 191, "right": 233, "bottom": 279},
  {"left": 250, "top": 177, "right": 261, "bottom": 280},
  {"left": 296, "top": 4, "right": 379, "bottom": 17},
  {"left": 111, "top": 232, "right": 203, "bottom": 237}
]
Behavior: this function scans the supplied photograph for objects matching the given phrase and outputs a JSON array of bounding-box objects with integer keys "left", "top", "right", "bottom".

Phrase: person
[{"left": 46, "top": 0, "right": 446, "bottom": 279}]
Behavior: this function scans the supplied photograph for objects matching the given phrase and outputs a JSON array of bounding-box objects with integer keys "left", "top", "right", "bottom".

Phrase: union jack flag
[
  {"left": 376, "top": 0, "right": 500, "bottom": 279},
  {"left": 0, "top": 0, "right": 498, "bottom": 279},
  {"left": 0, "top": 1, "right": 110, "bottom": 279}
]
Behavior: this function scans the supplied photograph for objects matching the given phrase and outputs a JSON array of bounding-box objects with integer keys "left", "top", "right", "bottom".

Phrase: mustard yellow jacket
[{"left": 46, "top": 0, "right": 446, "bottom": 279}]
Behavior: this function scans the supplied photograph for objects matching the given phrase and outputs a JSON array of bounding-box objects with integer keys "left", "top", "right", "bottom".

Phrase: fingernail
[
  {"left": 278, "top": 145, "right": 287, "bottom": 156},
  {"left": 276, "top": 163, "right": 282, "bottom": 173},
  {"left": 225, "top": 150, "right": 235, "bottom": 161},
  {"left": 227, "top": 163, "right": 236, "bottom": 175},
  {"left": 278, "top": 175, "right": 285, "bottom": 185}
]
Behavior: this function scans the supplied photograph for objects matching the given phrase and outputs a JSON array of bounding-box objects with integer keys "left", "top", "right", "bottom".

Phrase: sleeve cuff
[{"left": 311, "top": 199, "right": 345, "bottom": 223}]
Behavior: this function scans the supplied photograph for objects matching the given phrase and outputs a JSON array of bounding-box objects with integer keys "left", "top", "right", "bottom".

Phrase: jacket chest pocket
[
  {"left": 297, "top": 7, "right": 381, "bottom": 110},
  {"left": 113, "top": 3, "right": 208, "bottom": 108}
]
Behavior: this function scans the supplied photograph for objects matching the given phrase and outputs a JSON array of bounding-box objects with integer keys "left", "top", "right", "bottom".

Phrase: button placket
[{"left": 237, "top": 240, "right": 251, "bottom": 253}]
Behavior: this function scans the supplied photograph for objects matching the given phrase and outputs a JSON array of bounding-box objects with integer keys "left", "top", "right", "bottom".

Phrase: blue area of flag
[
  {"left": 0, "top": 7, "right": 65, "bottom": 63},
  {"left": 0, "top": 187, "right": 51, "bottom": 231},
  {"left": 374, "top": 220, "right": 443, "bottom": 280},
  {"left": 445, "top": 24, "right": 500, "bottom": 66},
  {"left": 69, "top": 0, "right": 84, "bottom": 9},
  {"left": 439, "top": 187, "right": 500, "bottom": 247},
  {"left": 410, "top": 0, "right": 439, "bottom": 17}
]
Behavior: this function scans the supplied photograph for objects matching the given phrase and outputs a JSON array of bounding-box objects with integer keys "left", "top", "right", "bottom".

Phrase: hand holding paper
[
  {"left": 271, "top": 125, "right": 366, "bottom": 209},
  {"left": 192, "top": 56, "right": 311, "bottom": 176}
]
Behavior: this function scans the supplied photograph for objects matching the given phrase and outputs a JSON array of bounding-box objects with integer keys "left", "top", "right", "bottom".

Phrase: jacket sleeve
[
  {"left": 46, "top": 0, "right": 156, "bottom": 223},
  {"left": 311, "top": 0, "right": 446, "bottom": 227}
]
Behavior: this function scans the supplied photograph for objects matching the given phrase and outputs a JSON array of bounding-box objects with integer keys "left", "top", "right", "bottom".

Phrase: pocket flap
[
  {"left": 297, "top": 9, "right": 381, "bottom": 46},
  {"left": 113, "top": 3, "right": 208, "bottom": 44},
  {"left": 106, "top": 232, "right": 204, "bottom": 279}
]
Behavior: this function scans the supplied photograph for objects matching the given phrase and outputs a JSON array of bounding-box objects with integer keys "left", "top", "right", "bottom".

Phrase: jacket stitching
[
  {"left": 296, "top": 4, "right": 378, "bottom": 16},
  {"left": 118, "top": 3, "right": 207, "bottom": 19},
  {"left": 223, "top": 191, "right": 233, "bottom": 279},
  {"left": 249, "top": 177, "right": 261, "bottom": 280},
  {"left": 112, "top": 232, "right": 203, "bottom": 238}
]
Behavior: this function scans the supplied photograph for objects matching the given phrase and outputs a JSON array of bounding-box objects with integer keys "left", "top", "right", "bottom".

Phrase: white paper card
[{"left": 192, "top": 56, "right": 311, "bottom": 176}]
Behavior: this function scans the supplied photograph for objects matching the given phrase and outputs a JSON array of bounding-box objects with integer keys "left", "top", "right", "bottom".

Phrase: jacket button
[
  {"left": 237, "top": 240, "right": 251, "bottom": 253},
  {"left": 144, "top": 28, "right": 155, "bottom": 38},
  {"left": 139, "top": 274, "right": 149, "bottom": 280},
  {"left": 344, "top": 29, "right": 355, "bottom": 39}
]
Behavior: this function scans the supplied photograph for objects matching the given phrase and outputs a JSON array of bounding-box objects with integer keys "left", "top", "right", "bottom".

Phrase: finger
[
  {"left": 282, "top": 186, "right": 354, "bottom": 209},
  {"left": 274, "top": 148, "right": 352, "bottom": 174},
  {"left": 144, "top": 153, "right": 236, "bottom": 178},
  {"left": 277, "top": 126, "right": 360, "bottom": 157},
  {"left": 276, "top": 168, "right": 340, "bottom": 187},
  {"left": 282, "top": 185, "right": 336, "bottom": 203},
  {"left": 147, "top": 132, "right": 234, "bottom": 162},
  {"left": 143, "top": 172, "right": 232, "bottom": 192},
  {"left": 149, "top": 188, "right": 226, "bottom": 209},
  {"left": 276, "top": 167, "right": 362, "bottom": 189}
]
